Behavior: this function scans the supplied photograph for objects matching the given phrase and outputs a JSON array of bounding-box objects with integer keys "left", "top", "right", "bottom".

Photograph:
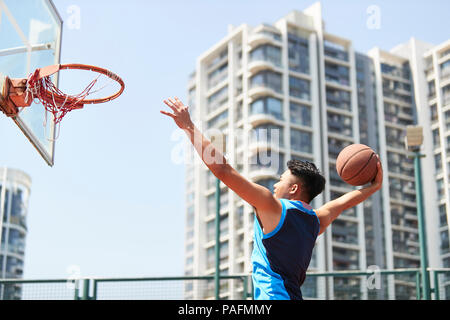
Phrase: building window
[
  {"left": 439, "top": 205, "right": 448, "bottom": 228},
  {"left": 437, "top": 179, "right": 445, "bottom": 198},
  {"left": 428, "top": 80, "right": 436, "bottom": 99},
  {"left": 329, "top": 164, "right": 347, "bottom": 189},
  {"left": 381, "top": 63, "right": 410, "bottom": 80},
  {"left": 208, "top": 63, "right": 228, "bottom": 89},
  {"left": 207, "top": 48, "right": 228, "bottom": 70},
  {"left": 290, "top": 102, "right": 311, "bottom": 127},
  {"left": 250, "top": 71, "right": 282, "bottom": 93},
  {"left": 290, "top": 129, "right": 312, "bottom": 154},
  {"left": 207, "top": 110, "right": 228, "bottom": 129},
  {"left": 434, "top": 153, "right": 442, "bottom": 173},
  {"left": 206, "top": 192, "right": 228, "bottom": 216},
  {"left": 206, "top": 246, "right": 215, "bottom": 269},
  {"left": 249, "top": 44, "right": 282, "bottom": 67},
  {"left": 324, "top": 40, "right": 349, "bottom": 61},
  {"left": 332, "top": 219, "right": 358, "bottom": 245},
  {"left": 255, "top": 29, "right": 281, "bottom": 41},
  {"left": 333, "top": 247, "right": 359, "bottom": 271},
  {"left": 236, "top": 206, "right": 244, "bottom": 229},
  {"left": 440, "top": 60, "right": 450, "bottom": 80},
  {"left": 445, "top": 110, "right": 450, "bottom": 131},
  {"left": 235, "top": 101, "right": 243, "bottom": 122},
  {"left": 328, "top": 138, "right": 352, "bottom": 159},
  {"left": 250, "top": 97, "right": 283, "bottom": 120},
  {"left": 251, "top": 124, "right": 284, "bottom": 148},
  {"left": 289, "top": 76, "right": 310, "bottom": 101},
  {"left": 440, "top": 231, "right": 450, "bottom": 255},
  {"left": 325, "top": 62, "right": 350, "bottom": 86},
  {"left": 250, "top": 150, "right": 285, "bottom": 175},
  {"left": 288, "top": 33, "right": 309, "bottom": 74},
  {"left": 432, "top": 128, "right": 440, "bottom": 148},
  {"left": 327, "top": 112, "right": 353, "bottom": 137},
  {"left": 386, "top": 127, "right": 406, "bottom": 149},
  {"left": 326, "top": 87, "right": 351, "bottom": 110},
  {"left": 442, "top": 84, "right": 450, "bottom": 106},
  {"left": 430, "top": 104, "right": 438, "bottom": 123},
  {"left": 207, "top": 86, "right": 228, "bottom": 113},
  {"left": 220, "top": 241, "right": 229, "bottom": 265}
]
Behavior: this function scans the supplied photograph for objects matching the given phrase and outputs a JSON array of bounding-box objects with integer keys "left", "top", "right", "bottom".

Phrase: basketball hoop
[{"left": 0, "top": 64, "right": 125, "bottom": 124}]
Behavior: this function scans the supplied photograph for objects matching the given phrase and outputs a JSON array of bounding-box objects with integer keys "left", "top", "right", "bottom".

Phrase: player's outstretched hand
[
  {"left": 161, "top": 97, "right": 194, "bottom": 130},
  {"left": 371, "top": 155, "right": 383, "bottom": 190}
]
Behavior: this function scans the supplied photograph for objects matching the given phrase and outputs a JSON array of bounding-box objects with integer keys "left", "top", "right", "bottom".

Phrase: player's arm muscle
[
  {"left": 161, "top": 97, "right": 281, "bottom": 230},
  {"left": 186, "top": 125, "right": 279, "bottom": 213},
  {"left": 316, "top": 180, "right": 381, "bottom": 235}
]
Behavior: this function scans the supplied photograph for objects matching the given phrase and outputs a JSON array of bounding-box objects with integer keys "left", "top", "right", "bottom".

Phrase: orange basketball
[{"left": 336, "top": 144, "right": 379, "bottom": 186}]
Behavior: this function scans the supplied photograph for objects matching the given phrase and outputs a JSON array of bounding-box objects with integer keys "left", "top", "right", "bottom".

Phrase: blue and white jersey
[{"left": 251, "top": 199, "right": 320, "bottom": 300}]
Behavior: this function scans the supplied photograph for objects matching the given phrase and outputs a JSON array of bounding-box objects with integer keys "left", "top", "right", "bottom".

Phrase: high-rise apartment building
[
  {"left": 0, "top": 168, "right": 32, "bottom": 300},
  {"left": 184, "top": 2, "right": 450, "bottom": 299}
]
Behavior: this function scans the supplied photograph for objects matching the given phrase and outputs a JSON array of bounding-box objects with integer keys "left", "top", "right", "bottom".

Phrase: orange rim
[{"left": 50, "top": 63, "right": 125, "bottom": 105}]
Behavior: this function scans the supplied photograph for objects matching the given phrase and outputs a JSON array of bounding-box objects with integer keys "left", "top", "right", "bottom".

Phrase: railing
[{"left": 1, "top": 269, "right": 449, "bottom": 300}]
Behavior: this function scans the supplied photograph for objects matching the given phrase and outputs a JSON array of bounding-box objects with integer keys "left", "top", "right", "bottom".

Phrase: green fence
[{"left": 1, "top": 269, "right": 449, "bottom": 300}]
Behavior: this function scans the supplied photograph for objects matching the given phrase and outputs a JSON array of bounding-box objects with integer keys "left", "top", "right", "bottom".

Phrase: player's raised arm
[
  {"left": 161, "top": 97, "right": 281, "bottom": 224},
  {"left": 315, "top": 160, "right": 383, "bottom": 236}
]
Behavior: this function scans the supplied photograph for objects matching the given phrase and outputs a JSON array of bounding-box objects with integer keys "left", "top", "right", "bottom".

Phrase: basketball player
[{"left": 161, "top": 97, "right": 383, "bottom": 300}]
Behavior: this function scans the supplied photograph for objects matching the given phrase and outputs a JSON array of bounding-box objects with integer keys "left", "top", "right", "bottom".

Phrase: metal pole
[
  {"left": 242, "top": 276, "right": 248, "bottom": 300},
  {"left": 82, "top": 279, "right": 90, "bottom": 300},
  {"left": 415, "top": 271, "right": 421, "bottom": 300},
  {"left": 433, "top": 270, "right": 440, "bottom": 300},
  {"left": 413, "top": 152, "right": 431, "bottom": 300},
  {"left": 214, "top": 178, "right": 221, "bottom": 300},
  {"left": 0, "top": 168, "right": 8, "bottom": 284}
]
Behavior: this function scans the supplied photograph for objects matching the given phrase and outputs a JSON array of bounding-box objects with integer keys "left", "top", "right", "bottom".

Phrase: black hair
[{"left": 287, "top": 159, "right": 326, "bottom": 203}]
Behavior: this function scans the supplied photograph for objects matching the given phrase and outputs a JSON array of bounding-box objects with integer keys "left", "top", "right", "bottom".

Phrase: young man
[{"left": 161, "top": 97, "right": 383, "bottom": 300}]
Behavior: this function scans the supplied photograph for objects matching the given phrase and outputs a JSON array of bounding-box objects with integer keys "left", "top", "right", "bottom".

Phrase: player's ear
[{"left": 290, "top": 183, "right": 298, "bottom": 194}]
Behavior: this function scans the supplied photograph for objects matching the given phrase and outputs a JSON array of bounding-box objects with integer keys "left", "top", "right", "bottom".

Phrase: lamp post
[
  {"left": 211, "top": 132, "right": 226, "bottom": 300},
  {"left": 405, "top": 125, "right": 431, "bottom": 300},
  {"left": 215, "top": 177, "right": 221, "bottom": 300}
]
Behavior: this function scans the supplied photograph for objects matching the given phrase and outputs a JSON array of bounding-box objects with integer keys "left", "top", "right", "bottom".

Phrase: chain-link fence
[
  {"left": 304, "top": 269, "right": 422, "bottom": 300},
  {"left": 0, "top": 279, "right": 78, "bottom": 300},
  {"left": 1, "top": 269, "right": 449, "bottom": 300},
  {"left": 431, "top": 269, "right": 450, "bottom": 300}
]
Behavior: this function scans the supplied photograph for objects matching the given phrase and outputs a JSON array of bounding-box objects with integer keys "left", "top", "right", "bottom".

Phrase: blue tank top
[{"left": 251, "top": 199, "right": 320, "bottom": 300}]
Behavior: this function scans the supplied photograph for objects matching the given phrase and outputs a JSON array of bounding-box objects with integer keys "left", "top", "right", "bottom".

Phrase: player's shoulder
[
  {"left": 282, "top": 199, "right": 319, "bottom": 222},
  {"left": 281, "top": 199, "right": 314, "bottom": 212}
]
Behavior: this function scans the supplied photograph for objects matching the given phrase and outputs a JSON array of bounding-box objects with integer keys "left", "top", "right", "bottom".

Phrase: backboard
[{"left": 0, "top": 0, "right": 62, "bottom": 166}]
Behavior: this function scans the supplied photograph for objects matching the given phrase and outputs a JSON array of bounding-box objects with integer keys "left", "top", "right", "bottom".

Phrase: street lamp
[
  {"left": 210, "top": 132, "right": 226, "bottom": 300},
  {"left": 405, "top": 125, "right": 431, "bottom": 300}
]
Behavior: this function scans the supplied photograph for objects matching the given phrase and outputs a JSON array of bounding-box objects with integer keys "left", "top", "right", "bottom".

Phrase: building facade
[
  {"left": 184, "top": 2, "right": 450, "bottom": 299},
  {"left": 0, "top": 168, "right": 32, "bottom": 300}
]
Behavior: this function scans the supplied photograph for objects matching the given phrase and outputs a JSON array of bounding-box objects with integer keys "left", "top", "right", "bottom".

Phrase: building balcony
[
  {"left": 248, "top": 167, "right": 280, "bottom": 181},
  {"left": 381, "top": 65, "right": 410, "bottom": 81},
  {"left": 248, "top": 85, "right": 282, "bottom": 100},
  {"left": 324, "top": 45, "right": 349, "bottom": 63},
  {"left": 247, "top": 59, "right": 280, "bottom": 75},
  {"left": 248, "top": 32, "right": 282, "bottom": 48},
  {"left": 247, "top": 140, "right": 283, "bottom": 154},
  {"left": 325, "top": 78, "right": 351, "bottom": 91},
  {"left": 392, "top": 251, "right": 420, "bottom": 261},
  {"left": 248, "top": 113, "right": 283, "bottom": 127}
]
